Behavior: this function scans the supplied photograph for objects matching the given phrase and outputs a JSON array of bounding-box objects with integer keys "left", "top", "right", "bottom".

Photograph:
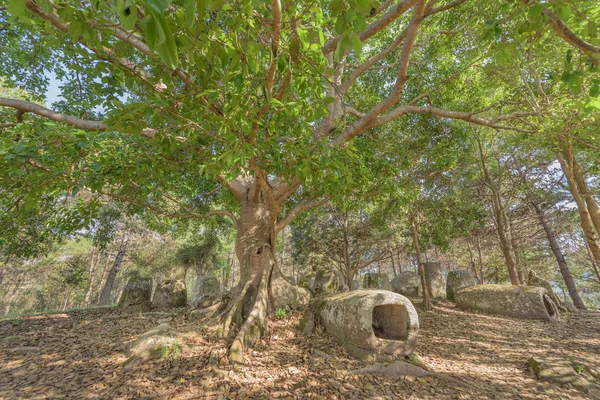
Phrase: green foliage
[{"left": 273, "top": 305, "right": 289, "bottom": 320}]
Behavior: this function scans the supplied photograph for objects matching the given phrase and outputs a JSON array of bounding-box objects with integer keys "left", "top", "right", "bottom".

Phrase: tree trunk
[
  {"left": 4, "top": 273, "right": 24, "bottom": 315},
  {"left": 557, "top": 150, "right": 600, "bottom": 266},
  {"left": 475, "top": 235, "right": 485, "bottom": 284},
  {"left": 390, "top": 250, "right": 397, "bottom": 277},
  {"left": 83, "top": 247, "right": 98, "bottom": 307},
  {"left": 213, "top": 187, "right": 309, "bottom": 362},
  {"left": 98, "top": 232, "right": 129, "bottom": 306},
  {"left": 411, "top": 217, "right": 431, "bottom": 309},
  {"left": 530, "top": 200, "right": 586, "bottom": 309},
  {"left": 476, "top": 136, "right": 520, "bottom": 285},
  {"left": 466, "top": 240, "right": 482, "bottom": 284},
  {"left": 570, "top": 145, "right": 600, "bottom": 236}
]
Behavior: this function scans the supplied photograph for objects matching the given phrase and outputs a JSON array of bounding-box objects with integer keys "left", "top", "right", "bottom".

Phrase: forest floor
[{"left": 0, "top": 301, "right": 599, "bottom": 399}]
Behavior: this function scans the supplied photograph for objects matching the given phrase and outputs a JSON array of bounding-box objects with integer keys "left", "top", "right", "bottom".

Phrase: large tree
[{"left": 1, "top": 0, "right": 598, "bottom": 359}]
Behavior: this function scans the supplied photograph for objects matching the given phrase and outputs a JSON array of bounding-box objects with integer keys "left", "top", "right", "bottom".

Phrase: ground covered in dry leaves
[{"left": 1, "top": 301, "right": 599, "bottom": 399}]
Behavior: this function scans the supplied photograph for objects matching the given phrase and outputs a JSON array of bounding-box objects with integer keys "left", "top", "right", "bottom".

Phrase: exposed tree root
[{"left": 229, "top": 273, "right": 270, "bottom": 362}]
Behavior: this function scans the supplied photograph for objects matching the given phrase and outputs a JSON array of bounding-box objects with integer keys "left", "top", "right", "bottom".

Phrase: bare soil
[{"left": 1, "top": 301, "right": 599, "bottom": 399}]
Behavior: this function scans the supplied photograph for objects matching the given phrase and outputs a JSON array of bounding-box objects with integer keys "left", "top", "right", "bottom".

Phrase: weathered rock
[
  {"left": 270, "top": 273, "right": 311, "bottom": 310},
  {"left": 391, "top": 271, "right": 422, "bottom": 297},
  {"left": 418, "top": 262, "right": 446, "bottom": 299},
  {"left": 313, "top": 268, "right": 339, "bottom": 296},
  {"left": 528, "top": 356, "right": 600, "bottom": 395},
  {"left": 118, "top": 278, "right": 153, "bottom": 312},
  {"left": 189, "top": 276, "right": 222, "bottom": 308},
  {"left": 455, "top": 284, "right": 559, "bottom": 322},
  {"left": 123, "top": 323, "right": 183, "bottom": 368},
  {"left": 298, "top": 271, "right": 316, "bottom": 293},
  {"left": 362, "top": 273, "right": 391, "bottom": 290},
  {"left": 351, "top": 280, "right": 360, "bottom": 290},
  {"left": 152, "top": 280, "right": 187, "bottom": 308},
  {"left": 351, "top": 360, "right": 431, "bottom": 378},
  {"left": 446, "top": 270, "right": 476, "bottom": 302},
  {"left": 188, "top": 303, "right": 221, "bottom": 322},
  {"left": 527, "top": 271, "right": 565, "bottom": 311},
  {"left": 307, "top": 289, "right": 419, "bottom": 361}
]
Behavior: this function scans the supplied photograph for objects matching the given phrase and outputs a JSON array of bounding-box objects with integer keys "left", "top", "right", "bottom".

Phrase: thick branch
[
  {"left": 333, "top": 1, "right": 426, "bottom": 145},
  {"left": 371, "top": 105, "right": 536, "bottom": 132},
  {"left": 0, "top": 98, "right": 157, "bottom": 136},
  {"left": 322, "top": 0, "right": 418, "bottom": 55},
  {"left": 0, "top": 98, "right": 106, "bottom": 131},
  {"left": 276, "top": 197, "right": 330, "bottom": 232}
]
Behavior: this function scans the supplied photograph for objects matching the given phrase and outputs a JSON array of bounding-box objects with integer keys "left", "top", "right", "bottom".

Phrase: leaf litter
[{"left": 0, "top": 301, "right": 598, "bottom": 399}]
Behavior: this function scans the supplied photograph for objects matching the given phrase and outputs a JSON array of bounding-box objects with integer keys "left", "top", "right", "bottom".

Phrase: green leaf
[
  {"left": 351, "top": 34, "right": 362, "bottom": 54},
  {"left": 120, "top": 2, "right": 138, "bottom": 31},
  {"left": 528, "top": 4, "right": 543, "bottom": 17},
  {"left": 589, "top": 21, "right": 598, "bottom": 38},
  {"left": 354, "top": 14, "right": 367, "bottom": 32},
  {"left": 324, "top": 96, "right": 335, "bottom": 104},
  {"left": 7, "top": 0, "right": 26, "bottom": 17},
  {"left": 144, "top": 0, "right": 172, "bottom": 13},
  {"left": 183, "top": 0, "right": 195, "bottom": 27}
]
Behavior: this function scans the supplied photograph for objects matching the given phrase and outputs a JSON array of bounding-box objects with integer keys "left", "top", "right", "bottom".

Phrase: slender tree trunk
[
  {"left": 92, "top": 251, "right": 110, "bottom": 305},
  {"left": 530, "top": 200, "right": 586, "bottom": 309},
  {"left": 570, "top": 146, "right": 600, "bottom": 236},
  {"left": 466, "top": 240, "right": 482, "bottom": 284},
  {"left": 390, "top": 250, "right": 397, "bottom": 277},
  {"left": 411, "top": 216, "right": 431, "bottom": 309},
  {"left": 585, "top": 241, "right": 600, "bottom": 284},
  {"left": 476, "top": 136, "right": 520, "bottom": 285},
  {"left": 3, "top": 273, "right": 24, "bottom": 315},
  {"left": 557, "top": 150, "right": 600, "bottom": 266},
  {"left": 62, "top": 289, "right": 71, "bottom": 311},
  {"left": 83, "top": 248, "right": 98, "bottom": 307},
  {"left": 98, "top": 232, "right": 129, "bottom": 306},
  {"left": 475, "top": 235, "right": 485, "bottom": 284}
]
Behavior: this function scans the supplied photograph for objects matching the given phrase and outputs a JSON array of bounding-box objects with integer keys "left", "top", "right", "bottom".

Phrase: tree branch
[
  {"left": 0, "top": 98, "right": 158, "bottom": 136},
  {"left": 322, "top": 0, "right": 418, "bottom": 55},
  {"left": 333, "top": 0, "right": 426, "bottom": 145},
  {"left": 276, "top": 197, "right": 330, "bottom": 232}
]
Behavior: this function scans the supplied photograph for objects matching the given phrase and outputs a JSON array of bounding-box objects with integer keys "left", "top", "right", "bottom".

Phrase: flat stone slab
[{"left": 528, "top": 356, "right": 600, "bottom": 395}]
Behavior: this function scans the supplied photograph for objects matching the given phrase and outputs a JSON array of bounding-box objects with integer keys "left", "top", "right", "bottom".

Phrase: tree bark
[
  {"left": 3, "top": 273, "right": 24, "bottom": 315},
  {"left": 557, "top": 150, "right": 600, "bottom": 266},
  {"left": 475, "top": 235, "right": 485, "bottom": 284},
  {"left": 83, "top": 247, "right": 98, "bottom": 307},
  {"left": 571, "top": 153, "right": 600, "bottom": 236},
  {"left": 390, "top": 250, "right": 397, "bottom": 277},
  {"left": 98, "top": 232, "right": 129, "bottom": 306},
  {"left": 530, "top": 199, "right": 586, "bottom": 309},
  {"left": 411, "top": 216, "right": 431, "bottom": 309},
  {"left": 476, "top": 136, "right": 520, "bottom": 285}
]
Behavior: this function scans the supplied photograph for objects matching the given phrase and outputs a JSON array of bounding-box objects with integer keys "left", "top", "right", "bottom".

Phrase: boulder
[
  {"left": 313, "top": 268, "right": 339, "bottom": 296},
  {"left": 455, "top": 284, "right": 559, "bottom": 322},
  {"left": 418, "top": 262, "right": 446, "bottom": 298},
  {"left": 446, "top": 270, "right": 476, "bottom": 302},
  {"left": 362, "top": 273, "right": 391, "bottom": 290},
  {"left": 351, "top": 280, "right": 360, "bottom": 290},
  {"left": 304, "top": 289, "right": 419, "bottom": 361},
  {"left": 152, "top": 280, "right": 187, "bottom": 308},
  {"left": 118, "top": 278, "right": 153, "bottom": 312},
  {"left": 391, "top": 271, "right": 422, "bottom": 297},
  {"left": 298, "top": 271, "right": 316, "bottom": 293},
  {"left": 122, "top": 323, "right": 183, "bottom": 369},
  {"left": 189, "top": 276, "right": 222, "bottom": 308},
  {"left": 528, "top": 356, "right": 600, "bottom": 395}
]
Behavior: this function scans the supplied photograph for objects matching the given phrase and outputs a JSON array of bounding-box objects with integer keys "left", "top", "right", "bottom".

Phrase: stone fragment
[
  {"left": 152, "top": 280, "right": 187, "bottom": 308},
  {"left": 310, "top": 289, "right": 419, "bottom": 361},
  {"left": 362, "top": 273, "right": 391, "bottom": 290},
  {"left": 313, "top": 268, "right": 340, "bottom": 296},
  {"left": 391, "top": 271, "right": 422, "bottom": 297},
  {"left": 189, "top": 276, "right": 222, "bottom": 308},
  {"left": 418, "top": 262, "right": 446, "bottom": 299},
  {"left": 351, "top": 360, "right": 431, "bottom": 378},
  {"left": 122, "top": 323, "right": 183, "bottom": 368},
  {"left": 446, "top": 270, "right": 476, "bottom": 302},
  {"left": 528, "top": 356, "right": 600, "bottom": 395},
  {"left": 118, "top": 278, "right": 153, "bottom": 312},
  {"left": 456, "top": 284, "right": 559, "bottom": 322}
]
